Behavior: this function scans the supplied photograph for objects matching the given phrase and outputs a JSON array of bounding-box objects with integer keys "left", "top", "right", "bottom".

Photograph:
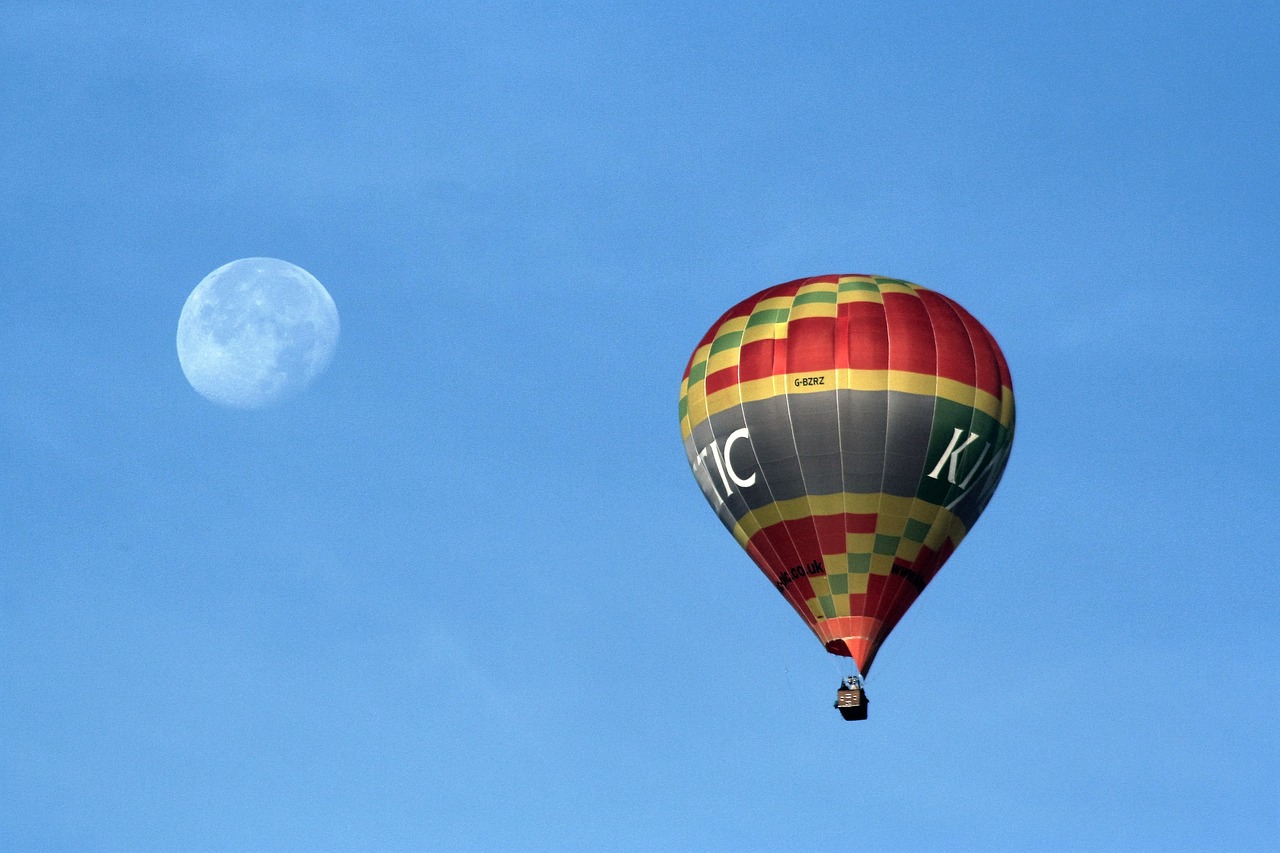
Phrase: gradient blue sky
[{"left": 3, "top": 2, "right": 1277, "bottom": 850}]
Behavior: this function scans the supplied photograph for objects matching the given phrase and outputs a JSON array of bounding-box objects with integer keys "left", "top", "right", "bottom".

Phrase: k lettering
[{"left": 929, "top": 427, "right": 993, "bottom": 489}]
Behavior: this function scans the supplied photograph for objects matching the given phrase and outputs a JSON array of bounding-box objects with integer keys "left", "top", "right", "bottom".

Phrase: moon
[{"left": 177, "top": 258, "right": 340, "bottom": 409}]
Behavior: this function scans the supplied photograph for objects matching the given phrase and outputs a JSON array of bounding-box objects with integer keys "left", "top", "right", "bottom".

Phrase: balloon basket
[{"left": 834, "top": 678, "right": 869, "bottom": 721}]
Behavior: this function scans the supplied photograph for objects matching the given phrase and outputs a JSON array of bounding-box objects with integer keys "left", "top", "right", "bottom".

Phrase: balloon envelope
[{"left": 679, "top": 275, "right": 1015, "bottom": 674}]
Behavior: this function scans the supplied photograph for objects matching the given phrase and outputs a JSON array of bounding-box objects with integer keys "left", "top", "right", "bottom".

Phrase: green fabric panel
[
  {"left": 678, "top": 395, "right": 688, "bottom": 419},
  {"left": 688, "top": 360, "right": 708, "bottom": 384},
  {"left": 828, "top": 573, "right": 849, "bottom": 594},
  {"left": 873, "top": 534, "right": 899, "bottom": 556},
  {"left": 745, "top": 307, "right": 790, "bottom": 327},
  {"left": 709, "top": 330, "right": 743, "bottom": 355},
  {"left": 819, "top": 595, "right": 836, "bottom": 618},
  {"left": 838, "top": 279, "right": 879, "bottom": 292},
  {"left": 903, "top": 517, "right": 931, "bottom": 543},
  {"left": 792, "top": 290, "right": 837, "bottom": 306},
  {"left": 848, "top": 553, "right": 871, "bottom": 573}
]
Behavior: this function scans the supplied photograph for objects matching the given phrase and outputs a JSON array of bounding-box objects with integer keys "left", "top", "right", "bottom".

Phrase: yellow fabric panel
[
  {"left": 876, "top": 280, "right": 919, "bottom": 296},
  {"left": 706, "top": 346, "right": 741, "bottom": 375},
  {"left": 686, "top": 387, "right": 710, "bottom": 428},
  {"left": 686, "top": 341, "right": 712, "bottom": 369},
  {"left": 999, "top": 384, "right": 1015, "bottom": 427},
  {"left": 742, "top": 501, "right": 784, "bottom": 537},
  {"left": 754, "top": 295, "right": 795, "bottom": 313},
  {"left": 789, "top": 300, "right": 839, "bottom": 320},
  {"left": 784, "top": 369, "right": 838, "bottom": 394},
  {"left": 730, "top": 492, "right": 927, "bottom": 542},
  {"left": 846, "top": 532, "right": 875, "bottom": 554},
  {"left": 895, "top": 537, "right": 924, "bottom": 564},
  {"left": 713, "top": 314, "right": 751, "bottom": 335},
  {"left": 910, "top": 502, "right": 946, "bottom": 543},
  {"left": 836, "top": 370, "right": 892, "bottom": 392},
  {"left": 796, "top": 279, "right": 836, "bottom": 295},
  {"left": 924, "top": 508, "right": 966, "bottom": 552},
  {"left": 837, "top": 288, "right": 886, "bottom": 304},
  {"left": 700, "top": 385, "right": 737, "bottom": 419},
  {"left": 706, "top": 375, "right": 781, "bottom": 411},
  {"left": 939, "top": 512, "right": 972, "bottom": 552},
  {"left": 688, "top": 369, "right": 993, "bottom": 427},
  {"left": 876, "top": 515, "right": 909, "bottom": 538},
  {"left": 802, "top": 493, "right": 847, "bottom": 517},
  {"left": 937, "top": 376, "right": 1002, "bottom": 422},
  {"left": 877, "top": 495, "right": 916, "bottom": 519},
  {"left": 887, "top": 370, "right": 937, "bottom": 395},
  {"left": 742, "top": 321, "right": 786, "bottom": 346}
]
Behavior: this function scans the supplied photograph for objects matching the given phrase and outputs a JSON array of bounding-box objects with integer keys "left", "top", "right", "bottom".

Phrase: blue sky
[{"left": 2, "top": 2, "right": 1277, "bottom": 849}]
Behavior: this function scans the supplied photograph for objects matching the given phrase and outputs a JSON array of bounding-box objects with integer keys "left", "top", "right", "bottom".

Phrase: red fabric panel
[
  {"left": 947, "top": 298, "right": 1002, "bottom": 398},
  {"left": 737, "top": 338, "right": 780, "bottom": 383},
  {"left": 749, "top": 513, "right": 879, "bottom": 562},
  {"left": 756, "top": 525, "right": 802, "bottom": 574},
  {"left": 883, "top": 291, "right": 937, "bottom": 375},
  {"left": 846, "top": 514, "right": 878, "bottom": 534},
  {"left": 918, "top": 290, "right": 976, "bottom": 387},
  {"left": 779, "top": 517, "right": 823, "bottom": 562},
  {"left": 864, "top": 574, "right": 889, "bottom": 618},
  {"left": 882, "top": 582, "right": 921, "bottom": 628},
  {"left": 986, "top": 322, "right": 1013, "bottom": 393},
  {"left": 786, "top": 315, "right": 837, "bottom": 373},
  {"left": 841, "top": 299, "right": 889, "bottom": 371},
  {"left": 703, "top": 365, "right": 740, "bottom": 396}
]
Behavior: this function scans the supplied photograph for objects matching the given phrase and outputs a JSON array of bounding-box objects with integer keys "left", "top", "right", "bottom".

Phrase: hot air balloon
[{"left": 678, "top": 275, "right": 1014, "bottom": 719}]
